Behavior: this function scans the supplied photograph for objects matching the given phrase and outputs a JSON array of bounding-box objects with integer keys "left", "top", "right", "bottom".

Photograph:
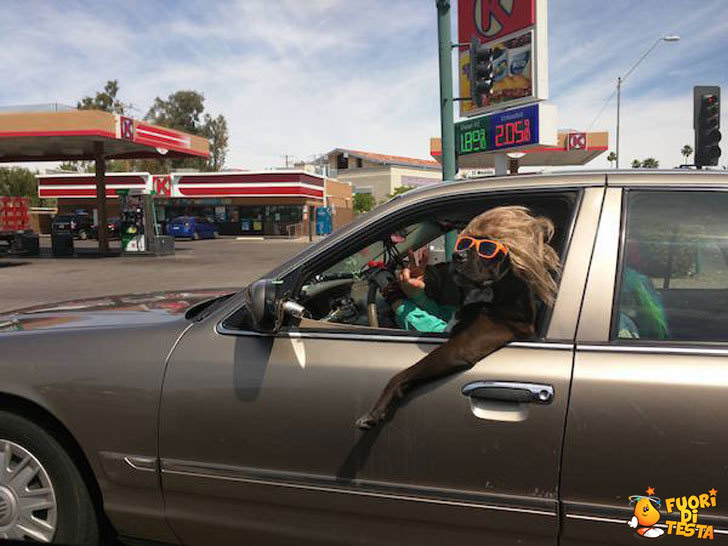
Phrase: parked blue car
[{"left": 165, "top": 216, "right": 219, "bottom": 240}]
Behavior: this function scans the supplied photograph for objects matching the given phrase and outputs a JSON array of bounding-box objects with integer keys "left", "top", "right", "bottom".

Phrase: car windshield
[{"left": 171, "top": 217, "right": 192, "bottom": 223}]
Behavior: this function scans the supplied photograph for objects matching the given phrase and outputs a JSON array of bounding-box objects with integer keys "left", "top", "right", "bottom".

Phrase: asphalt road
[{"left": 0, "top": 236, "right": 313, "bottom": 313}]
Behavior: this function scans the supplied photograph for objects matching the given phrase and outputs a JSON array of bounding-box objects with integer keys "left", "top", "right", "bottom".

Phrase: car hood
[{"left": 0, "top": 288, "right": 237, "bottom": 333}]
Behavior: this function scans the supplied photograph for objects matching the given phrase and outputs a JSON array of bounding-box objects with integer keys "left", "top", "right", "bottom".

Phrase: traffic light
[
  {"left": 694, "top": 86, "right": 721, "bottom": 168},
  {"left": 469, "top": 37, "right": 493, "bottom": 108}
]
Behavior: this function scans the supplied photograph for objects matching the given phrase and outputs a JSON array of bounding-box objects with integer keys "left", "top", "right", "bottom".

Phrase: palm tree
[
  {"left": 681, "top": 144, "right": 693, "bottom": 164},
  {"left": 631, "top": 159, "right": 642, "bottom": 169},
  {"left": 607, "top": 152, "right": 617, "bottom": 168},
  {"left": 641, "top": 157, "right": 659, "bottom": 169}
]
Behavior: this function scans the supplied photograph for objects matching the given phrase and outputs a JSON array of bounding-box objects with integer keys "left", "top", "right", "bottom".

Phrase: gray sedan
[{"left": 1, "top": 170, "right": 727, "bottom": 545}]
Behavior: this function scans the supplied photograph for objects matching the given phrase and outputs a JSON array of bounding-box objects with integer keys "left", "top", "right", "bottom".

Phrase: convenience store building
[{"left": 38, "top": 170, "right": 353, "bottom": 236}]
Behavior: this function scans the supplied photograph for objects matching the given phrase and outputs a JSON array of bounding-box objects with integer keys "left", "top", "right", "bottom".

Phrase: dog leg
[{"left": 355, "top": 316, "right": 527, "bottom": 430}]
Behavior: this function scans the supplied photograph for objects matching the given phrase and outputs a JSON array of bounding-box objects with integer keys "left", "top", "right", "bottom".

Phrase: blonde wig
[{"left": 463, "top": 205, "right": 561, "bottom": 305}]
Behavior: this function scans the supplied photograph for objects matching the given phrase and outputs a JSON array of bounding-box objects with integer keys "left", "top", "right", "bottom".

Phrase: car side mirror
[{"left": 248, "top": 278, "right": 280, "bottom": 332}]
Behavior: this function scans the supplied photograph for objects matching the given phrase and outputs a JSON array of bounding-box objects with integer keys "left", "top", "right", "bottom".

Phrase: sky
[{"left": 1, "top": 0, "right": 728, "bottom": 171}]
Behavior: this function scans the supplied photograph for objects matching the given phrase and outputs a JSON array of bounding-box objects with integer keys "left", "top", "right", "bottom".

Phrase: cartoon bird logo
[{"left": 628, "top": 487, "right": 664, "bottom": 538}]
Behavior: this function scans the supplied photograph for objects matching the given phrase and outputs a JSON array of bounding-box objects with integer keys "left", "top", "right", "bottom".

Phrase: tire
[
  {"left": 78, "top": 229, "right": 89, "bottom": 241},
  {"left": 0, "top": 411, "right": 99, "bottom": 544}
]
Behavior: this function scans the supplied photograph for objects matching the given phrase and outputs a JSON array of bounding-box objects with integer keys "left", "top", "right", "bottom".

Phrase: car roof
[
  {"left": 398, "top": 169, "right": 728, "bottom": 200},
  {"left": 267, "top": 169, "right": 728, "bottom": 279}
]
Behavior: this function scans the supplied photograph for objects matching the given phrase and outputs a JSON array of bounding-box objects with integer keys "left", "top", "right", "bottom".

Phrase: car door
[
  {"left": 561, "top": 182, "right": 728, "bottom": 544},
  {"left": 159, "top": 185, "right": 605, "bottom": 546}
]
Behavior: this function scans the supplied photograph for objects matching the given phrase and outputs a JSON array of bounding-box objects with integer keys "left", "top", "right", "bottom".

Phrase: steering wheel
[{"left": 365, "top": 267, "right": 397, "bottom": 327}]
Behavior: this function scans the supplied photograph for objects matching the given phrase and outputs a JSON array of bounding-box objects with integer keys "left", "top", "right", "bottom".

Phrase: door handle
[{"left": 462, "top": 381, "right": 554, "bottom": 404}]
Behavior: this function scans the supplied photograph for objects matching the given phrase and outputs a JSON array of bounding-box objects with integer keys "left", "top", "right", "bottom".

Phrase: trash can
[
  {"left": 13, "top": 233, "right": 40, "bottom": 256},
  {"left": 51, "top": 232, "right": 74, "bottom": 257},
  {"left": 149, "top": 235, "right": 175, "bottom": 256}
]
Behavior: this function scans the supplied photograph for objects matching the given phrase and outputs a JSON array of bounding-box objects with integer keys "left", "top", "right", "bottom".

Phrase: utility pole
[
  {"left": 436, "top": 0, "right": 456, "bottom": 182},
  {"left": 616, "top": 77, "right": 621, "bottom": 169}
]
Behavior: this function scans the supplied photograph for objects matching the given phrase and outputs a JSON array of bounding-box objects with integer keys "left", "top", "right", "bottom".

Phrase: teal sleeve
[
  {"left": 410, "top": 291, "right": 454, "bottom": 322},
  {"left": 394, "top": 300, "right": 449, "bottom": 333}
]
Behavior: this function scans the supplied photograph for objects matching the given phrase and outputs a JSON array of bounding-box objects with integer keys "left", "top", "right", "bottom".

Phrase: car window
[
  {"left": 613, "top": 190, "right": 728, "bottom": 343},
  {"left": 294, "top": 191, "right": 579, "bottom": 337}
]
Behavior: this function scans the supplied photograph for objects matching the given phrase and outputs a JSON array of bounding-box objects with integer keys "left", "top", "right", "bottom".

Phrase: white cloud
[{"left": 2, "top": 0, "right": 728, "bottom": 171}]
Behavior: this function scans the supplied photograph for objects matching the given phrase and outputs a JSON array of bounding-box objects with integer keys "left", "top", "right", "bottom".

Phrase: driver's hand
[{"left": 400, "top": 249, "right": 428, "bottom": 297}]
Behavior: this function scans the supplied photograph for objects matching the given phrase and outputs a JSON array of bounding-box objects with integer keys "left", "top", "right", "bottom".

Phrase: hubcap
[{"left": 0, "top": 440, "right": 57, "bottom": 542}]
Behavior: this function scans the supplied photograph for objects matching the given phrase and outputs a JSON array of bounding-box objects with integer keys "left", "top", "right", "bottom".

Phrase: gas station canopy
[
  {"left": 0, "top": 109, "right": 209, "bottom": 162},
  {"left": 0, "top": 107, "right": 209, "bottom": 253}
]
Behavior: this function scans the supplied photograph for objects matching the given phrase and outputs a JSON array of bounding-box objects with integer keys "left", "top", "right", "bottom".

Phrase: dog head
[
  {"left": 449, "top": 237, "right": 510, "bottom": 291},
  {"left": 449, "top": 206, "right": 562, "bottom": 306}
]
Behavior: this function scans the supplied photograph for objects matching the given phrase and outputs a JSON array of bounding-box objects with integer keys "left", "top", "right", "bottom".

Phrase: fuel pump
[{"left": 118, "top": 189, "right": 148, "bottom": 252}]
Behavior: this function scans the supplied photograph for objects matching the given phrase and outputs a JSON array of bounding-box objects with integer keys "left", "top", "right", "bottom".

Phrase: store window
[{"left": 613, "top": 191, "right": 728, "bottom": 342}]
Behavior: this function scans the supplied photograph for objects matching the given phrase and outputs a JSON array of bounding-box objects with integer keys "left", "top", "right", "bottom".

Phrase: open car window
[
  {"left": 289, "top": 191, "right": 580, "bottom": 337},
  {"left": 313, "top": 221, "right": 444, "bottom": 282}
]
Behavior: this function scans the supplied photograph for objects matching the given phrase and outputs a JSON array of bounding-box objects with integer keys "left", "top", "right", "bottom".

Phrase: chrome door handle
[{"left": 462, "top": 381, "right": 554, "bottom": 404}]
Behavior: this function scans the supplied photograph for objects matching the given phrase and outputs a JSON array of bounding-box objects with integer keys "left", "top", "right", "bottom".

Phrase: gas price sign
[{"left": 455, "top": 103, "right": 556, "bottom": 156}]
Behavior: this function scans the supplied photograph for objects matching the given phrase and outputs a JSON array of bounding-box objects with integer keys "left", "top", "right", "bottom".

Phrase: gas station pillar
[{"left": 94, "top": 141, "right": 109, "bottom": 253}]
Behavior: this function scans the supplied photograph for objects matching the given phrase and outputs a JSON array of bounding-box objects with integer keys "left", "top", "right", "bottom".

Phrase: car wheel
[
  {"left": 192, "top": 231, "right": 200, "bottom": 241},
  {"left": 78, "top": 229, "right": 89, "bottom": 241},
  {"left": 0, "top": 411, "right": 99, "bottom": 544}
]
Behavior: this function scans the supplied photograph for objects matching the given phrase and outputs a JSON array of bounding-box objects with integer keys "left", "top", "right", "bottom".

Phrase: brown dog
[{"left": 355, "top": 206, "right": 561, "bottom": 430}]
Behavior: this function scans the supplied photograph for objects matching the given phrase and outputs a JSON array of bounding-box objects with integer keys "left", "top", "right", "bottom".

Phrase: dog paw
[{"left": 355, "top": 414, "right": 378, "bottom": 430}]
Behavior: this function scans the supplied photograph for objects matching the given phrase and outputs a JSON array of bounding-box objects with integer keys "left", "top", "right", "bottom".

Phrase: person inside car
[{"left": 384, "top": 246, "right": 462, "bottom": 333}]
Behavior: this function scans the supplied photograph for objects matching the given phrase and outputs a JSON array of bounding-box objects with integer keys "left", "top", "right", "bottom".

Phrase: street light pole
[{"left": 615, "top": 35, "right": 680, "bottom": 169}]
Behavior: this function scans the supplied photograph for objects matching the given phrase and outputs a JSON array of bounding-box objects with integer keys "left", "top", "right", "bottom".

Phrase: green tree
[
  {"left": 202, "top": 114, "right": 229, "bottom": 171},
  {"left": 145, "top": 90, "right": 229, "bottom": 171},
  {"left": 0, "top": 167, "right": 41, "bottom": 205},
  {"left": 58, "top": 161, "right": 80, "bottom": 172},
  {"left": 641, "top": 157, "right": 659, "bottom": 168},
  {"left": 681, "top": 144, "right": 694, "bottom": 164},
  {"left": 353, "top": 193, "right": 376, "bottom": 214},
  {"left": 77, "top": 80, "right": 129, "bottom": 114},
  {"left": 631, "top": 159, "right": 642, "bottom": 168},
  {"left": 607, "top": 151, "right": 617, "bottom": 168}
]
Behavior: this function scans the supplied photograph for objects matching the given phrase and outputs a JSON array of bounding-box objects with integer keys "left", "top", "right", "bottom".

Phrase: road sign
[
  {"left": 455, "top": 102, "right": 556, "bottom": 156},
  {"left": 458, "top": 0, "right": 548, "bottom": 117},
  {"left": 460, "top": 0, "right": 536, "bottom": 45}
]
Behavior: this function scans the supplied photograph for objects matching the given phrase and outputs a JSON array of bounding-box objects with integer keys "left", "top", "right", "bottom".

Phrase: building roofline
[{"left": 323, "top": 148, "right": 442, "bottom": 170}]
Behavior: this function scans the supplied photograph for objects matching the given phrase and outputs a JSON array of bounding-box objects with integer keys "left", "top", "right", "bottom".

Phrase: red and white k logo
[{"left": 120, "top": 117, "right": 135, "bottom": 141}]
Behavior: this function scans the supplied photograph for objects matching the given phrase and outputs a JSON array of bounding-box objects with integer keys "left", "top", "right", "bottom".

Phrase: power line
[{"left": 587, "top": 86, "right": 618, "bottom": 131}]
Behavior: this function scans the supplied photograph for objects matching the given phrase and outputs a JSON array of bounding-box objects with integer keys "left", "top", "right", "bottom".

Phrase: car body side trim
[
  {"left": 124, "top": 456, "right": 157, "bottom": 472},
  {"left": 565, "top": 512, "right": 728, "bottom": 534},
  {"left": 161, "top": 459, "right": 556, "bottom": 517},
  {"left": 216, "top": 323, "right": 572, "bottom": 350},
  {"left": 565, "top": 513, "right": 626, "bottom": 525},
  {"left": 577, "top": 344, "right": 728, "bottom": 357}
]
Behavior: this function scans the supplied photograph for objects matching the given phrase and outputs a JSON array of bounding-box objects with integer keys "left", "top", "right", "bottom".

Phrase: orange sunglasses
[{"left": 455, "top": 235, "right": 508, "bottom": 259}]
